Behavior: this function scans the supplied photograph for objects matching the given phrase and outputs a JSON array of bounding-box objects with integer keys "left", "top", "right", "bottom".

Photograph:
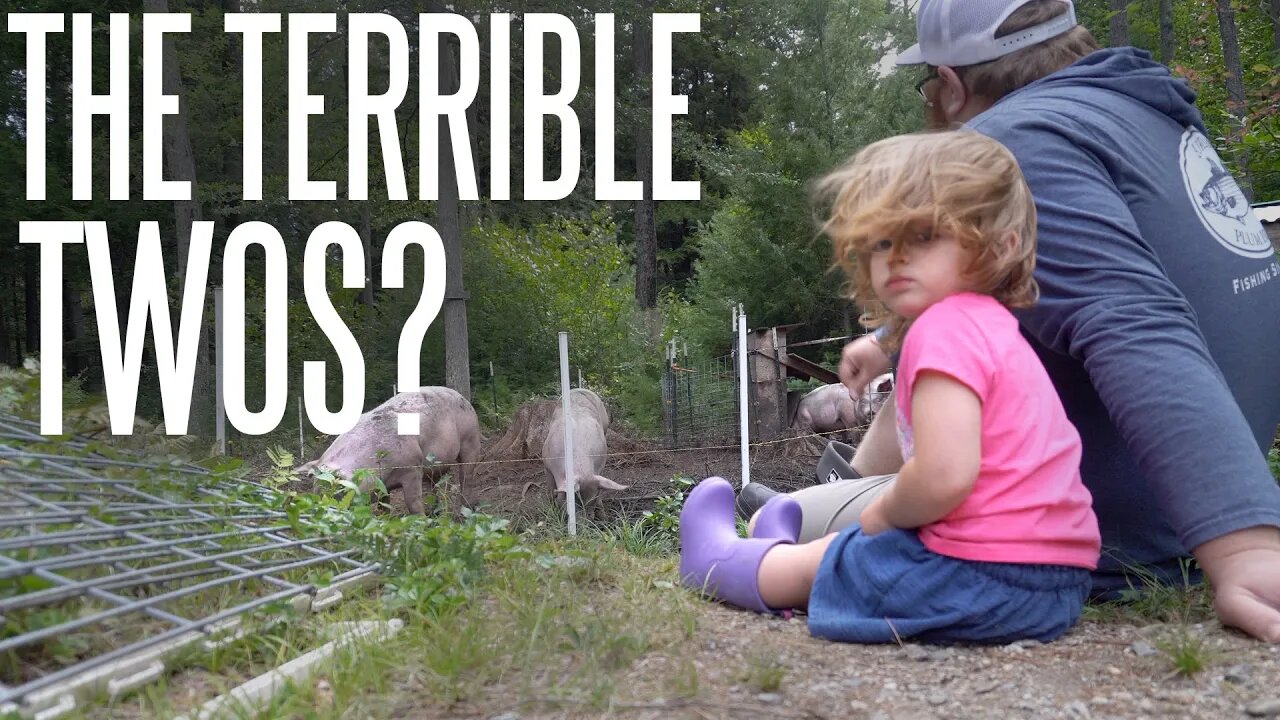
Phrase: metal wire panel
[
  {"left": 662, "top": 352, "right": 742, "bottom": 448},
  {"left": 0, "top": 415, "right": 376, "bottom": 719}
]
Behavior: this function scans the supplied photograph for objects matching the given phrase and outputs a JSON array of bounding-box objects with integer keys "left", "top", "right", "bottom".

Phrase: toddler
[{"left": 678, "top": 130, "right": 1101, "bottom": 644}]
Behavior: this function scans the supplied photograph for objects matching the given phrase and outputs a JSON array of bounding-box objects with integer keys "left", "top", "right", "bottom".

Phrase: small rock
[
  {"left": 1065, "top": 700, "right": 1091, "bottom": 718},
  {"left": 1106, "top": 666, "right": 1122, "bottom": 675},
  {"left": 927, "top": 692, "right": 948, "bottom": 706},
  {"left": 1004, "top": 641, "right": 1027, "bottom": 653},
  {"left": 488, "top": 714, "right": 520, "bottom": 720},
  {"left": 314, "top": 679, "right": 334, "bottom": 709},
  {"left": 1247, "top": 699, "right": 1280, "bottom": 718},
  {"left": 929, "top": 649, "right": 952, "bottom": 662},
  {"left": 905, "top": 645, "right": 931, "bottom": 661},
  {"left": 907, "top": 683, "right": 922, "bottom": 692},
  {"left": 757, "top": 693, "right": 782, "bottom": 704},
  {"left": 1225, "top": 664, "right": 1251, "bottom": 684},
  {"left": 974, "top": 680, "right": 1000, "bottom": 695},
  {"left": 883, "top": 681, "right": 899, "bottom": 692},
  {"left": 1138, "top": 699, "right": 1155, "bottom": 712},
  {"left": 850, "top": 700, "right": 869, "bottom": 712},
  {"left": 1114, "top": 692, "right": 1134, "bottom": 702},
  {"left": 1130, "top": 641, "right": 1159, "bottom": 657},
  {"left": 1090, "top": 696, "right": 1110, "bottom": 706}
]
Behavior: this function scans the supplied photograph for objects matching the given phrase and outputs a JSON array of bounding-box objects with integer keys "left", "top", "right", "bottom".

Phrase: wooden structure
[{"left": 746, "top": 324, "right": 848, "bottom": 441}]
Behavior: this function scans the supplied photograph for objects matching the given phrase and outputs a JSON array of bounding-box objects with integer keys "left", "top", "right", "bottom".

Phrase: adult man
[{"left": 740, "top": 0, "right": 1280, "bottom": 642}]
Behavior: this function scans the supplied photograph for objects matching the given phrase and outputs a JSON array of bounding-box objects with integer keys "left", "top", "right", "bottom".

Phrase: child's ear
[{"left": 1003, "top": 230, "right": 1020, "bottom": 257}]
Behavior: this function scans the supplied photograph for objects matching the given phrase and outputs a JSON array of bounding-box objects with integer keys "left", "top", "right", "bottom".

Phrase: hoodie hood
[{"left": 995, "top": 47, "right": 1205, "bottom": 133}]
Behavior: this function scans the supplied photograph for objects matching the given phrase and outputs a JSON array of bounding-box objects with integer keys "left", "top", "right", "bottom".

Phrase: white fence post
[
  {"left": 558, "top": 332, "right": 577, "bottom": 536},
  {"left": 214, "top": 287, "right": 225, "bottom": 456},
  {"left": 737, "top": 305, "right": 751, "bottom": 488}
]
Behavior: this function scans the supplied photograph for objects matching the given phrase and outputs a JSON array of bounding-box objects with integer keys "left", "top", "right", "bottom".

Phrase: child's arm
[{"left": 868, "top": 370, "right": 982, "bottom": 531}]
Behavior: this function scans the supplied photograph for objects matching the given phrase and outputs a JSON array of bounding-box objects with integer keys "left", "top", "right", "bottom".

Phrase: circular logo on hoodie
[{"left": 1179, "top": 129, "right": 1272, "bottom": 259}]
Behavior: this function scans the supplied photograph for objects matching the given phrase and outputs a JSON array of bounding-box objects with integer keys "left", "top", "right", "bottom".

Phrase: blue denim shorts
[{"left": 807, "top": 526, "right": 1091, "bottom": 645}]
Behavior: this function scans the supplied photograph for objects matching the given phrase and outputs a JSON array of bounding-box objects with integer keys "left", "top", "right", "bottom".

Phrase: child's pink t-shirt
[{"left": 895, "top": 292, "right": 1101, "bottom": 570}]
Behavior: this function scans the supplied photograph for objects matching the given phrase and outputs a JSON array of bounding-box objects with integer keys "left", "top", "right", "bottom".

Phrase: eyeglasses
[{"left": 915, "top": 68, "right": 939, "bottom": 101}]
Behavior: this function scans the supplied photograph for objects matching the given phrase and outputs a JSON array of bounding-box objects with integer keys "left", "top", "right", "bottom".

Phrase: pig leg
[
  {"left": 378, "top": 466, "right": 426, "bottom": 515},
  {"left": 402, "top": 471, "right": 426, "bottom": 515}
]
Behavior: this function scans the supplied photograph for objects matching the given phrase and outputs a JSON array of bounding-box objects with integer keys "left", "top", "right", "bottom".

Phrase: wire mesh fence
[
  {"left": 0, "top": 415, "right": 376, "bottom": 720},
  {"left": 661, "top": 345, "right": 744, "bottom": 448}
]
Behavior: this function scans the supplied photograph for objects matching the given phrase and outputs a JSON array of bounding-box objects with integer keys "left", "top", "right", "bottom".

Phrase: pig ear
[{"left": 593, "top": 475, "right": 628, "bottom": 491}]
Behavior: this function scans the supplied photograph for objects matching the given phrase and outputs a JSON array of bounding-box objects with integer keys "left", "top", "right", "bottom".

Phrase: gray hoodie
[{"left": 967, "top": 48, "right": 1280, "bottom": 592}]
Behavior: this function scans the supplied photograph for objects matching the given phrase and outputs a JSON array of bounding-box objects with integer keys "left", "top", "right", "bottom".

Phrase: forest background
[{"left": 1, "top": 0, "right": 1277, "bottom": 445}]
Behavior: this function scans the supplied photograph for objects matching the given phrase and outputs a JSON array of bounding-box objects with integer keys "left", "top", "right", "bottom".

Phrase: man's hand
[
  {"left": 840, "top": 334, "right": 892, "bottom": 398},
  {"left": 859, "top": 494, "right": 893, "bottom": 536},
  {"left": 1194, "top": 526, "right": 1280, "bottom": 642}
]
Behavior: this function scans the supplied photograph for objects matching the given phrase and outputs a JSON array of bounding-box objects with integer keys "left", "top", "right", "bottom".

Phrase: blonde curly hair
[{"left": 815, "top": 130, "right": 1039, "bottom": 351}]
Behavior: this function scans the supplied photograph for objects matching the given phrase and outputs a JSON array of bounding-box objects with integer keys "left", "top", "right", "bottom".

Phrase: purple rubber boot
[
  {"left": 679, "top": 477, "right": 790, "bottom": 613},
  {"left": 750, "top": 494, "right": 803, "bottom": 543}
]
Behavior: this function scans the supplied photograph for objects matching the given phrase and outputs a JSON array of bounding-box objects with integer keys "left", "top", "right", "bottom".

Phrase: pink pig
[
  {"left": 298, "top": 387, "right": 481, "bottom": 514},
  {"left": 541, "top": 389, "right": 627, "bottom": 504},
  {"left": 794, "top": 373, "right": 895, "bottom": 434}
]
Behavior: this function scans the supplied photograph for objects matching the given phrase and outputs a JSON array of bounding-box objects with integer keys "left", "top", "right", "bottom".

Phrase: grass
[
  {"left": 1154, "top": 626, "right": 1218, "bottom": 677},
  {"left": 1081, "top": 557, "right": 1223, "bottom": 678},
  {"left": 739, "top": 652, "right": 788, "bottom": 693},
  {"left": 1081, "top": 557, "right": 1214, "bottom": 627},
  {"left": 51, "top": 533, "right": 702, "bottom": 719}
]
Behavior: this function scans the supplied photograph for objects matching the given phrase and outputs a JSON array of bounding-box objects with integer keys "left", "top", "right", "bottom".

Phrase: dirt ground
[
  {"left": 608, "top": 608, "right": 1280, "bottom": 720},
  {"left": 464, "top": 425, "right": 831, "bottom": 521}
]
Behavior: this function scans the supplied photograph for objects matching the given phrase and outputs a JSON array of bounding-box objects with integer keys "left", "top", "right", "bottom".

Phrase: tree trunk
[
  {"left": 1271, "top": 0, "right": 1280, "bottom": 63},
  {"left": 220, "top": 0, "right": 242, "bottom": 268},
  {"left": 63, "top": 284, "right": 83, "bottom": 377},
  {"left": 0, "top": 285, "right": 11, "bottom": 367},
  {"left": 1159, "top": 0, "right": 1174, "bottom": 66},
  {"left": 1215, "top": 0, "right": 1255, "bottom": 201},
  {"left": 1109, "top": 0, "right": 1129, "bottom": 48},
  {"left": 437, "top": 23, "right": 471, "bottom": 400},
  {"left": 24, "top": 251, "right": 38, "bottom": 356},
  {"left": 145, "top": 0, "right": 213, "bottom": 435},
  {"left": 360, "top": 203, "right": 375, "bottom": 306},
  {"left": 634, "top": 1, "right": 658, "bottom": 310},
  {"left": 11, "top": 274, "right": 22, "bottom": 362}
]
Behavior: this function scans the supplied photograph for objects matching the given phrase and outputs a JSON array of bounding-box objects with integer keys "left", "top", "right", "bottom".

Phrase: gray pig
[
  {"left": 794, "top": 373, "right": 894, "bottom": 434},
  {"left": 541, "top": 388, "right": 627, "bottom": 504},
  {"left": 297, "top": 387, "right": 481, "bottom": 514}
]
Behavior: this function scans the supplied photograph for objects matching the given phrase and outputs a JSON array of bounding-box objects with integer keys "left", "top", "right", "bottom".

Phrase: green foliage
[
  {"left": 638, "top": 475, "right": 697, "bottom": 542},
  {"left": 739, "top": 652, "right": 789, "bottom": 693},
  {"left": 1269, "top": 447, "right": 1279, "bottom": 481},
  {"left": 465, "top": 213, "right": 641, "bottom": 388},
  {"left": 1154, "top": 626, "right": 1217, "bottom": 677},
  {"left": 250, "top": 447, "right": 530, "bottom": 618}
]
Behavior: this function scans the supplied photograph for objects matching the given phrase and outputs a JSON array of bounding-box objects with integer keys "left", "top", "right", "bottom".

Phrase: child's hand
[
  {"left": 859, "top": 495, "right": 894, "bottom": 536},
  {"left": 840, "top": 334, "right": 892, "bottom": 398}
]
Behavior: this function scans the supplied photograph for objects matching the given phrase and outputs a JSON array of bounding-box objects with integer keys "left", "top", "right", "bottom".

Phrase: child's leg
[{"left": 758, "top": 533, "right": 838, "bottom": 609}]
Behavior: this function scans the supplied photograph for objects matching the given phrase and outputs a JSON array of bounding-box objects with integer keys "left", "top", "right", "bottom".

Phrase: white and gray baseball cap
[{"left": 896, "top": 0, "right": 1078, "bottom": 68}]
